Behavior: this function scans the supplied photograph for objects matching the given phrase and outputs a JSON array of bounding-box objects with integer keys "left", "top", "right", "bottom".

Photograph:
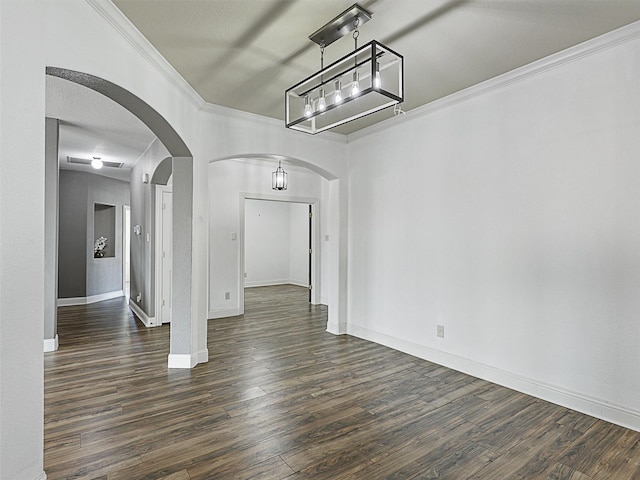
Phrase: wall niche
[{"left": 94, "top": 203, "right": 116, "bottom": 258}]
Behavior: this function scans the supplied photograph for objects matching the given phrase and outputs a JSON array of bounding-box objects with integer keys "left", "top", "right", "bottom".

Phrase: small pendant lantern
[{"left": 272, "top": 160, "right": 288, "bottom": 191}]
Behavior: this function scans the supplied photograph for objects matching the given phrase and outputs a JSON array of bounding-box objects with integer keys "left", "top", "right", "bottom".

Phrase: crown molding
[
  {"left": 86, "top": 0, "right": 206, "bottom": 110},
  {"left": 86, "top": 1, "right": 348, "bottom": 145},
  {"left": 348, "top": 19, "right": 640, "bottom": 143},
  {"left": 201, "top": 101, "right": 348, "bottom": 144},
  {"left": 201, "top": 101, "right": 286, "bottom": 125}
]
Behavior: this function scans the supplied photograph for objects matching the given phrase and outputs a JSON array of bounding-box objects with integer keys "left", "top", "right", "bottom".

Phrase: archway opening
[
  {"left": 45, "top": 67, "right": 200, "bottom": 369},
  {"left": 208, "top": 154, "right": 343, "bottom": 333}
]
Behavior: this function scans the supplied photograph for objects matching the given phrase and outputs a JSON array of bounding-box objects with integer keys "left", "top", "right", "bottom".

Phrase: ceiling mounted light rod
[
  {"left": 285, "top": 3, "right": 404, "bottom": 135},
  {"left": 318, "top": 44, "right": 326, "bottom": 111},
  {"left": 308, "top": 4, "right": 372, "bottom": 48},
  {"left": 295, "top": 52, "right": 375, "bottom": 98}
]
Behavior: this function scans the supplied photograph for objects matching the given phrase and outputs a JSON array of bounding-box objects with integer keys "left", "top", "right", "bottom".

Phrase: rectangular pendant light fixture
[{"left": 285, "top": 4, "right": 404, "bottom": 135}]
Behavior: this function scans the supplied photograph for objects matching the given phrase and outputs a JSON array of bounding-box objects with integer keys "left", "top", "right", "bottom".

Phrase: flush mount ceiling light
[
  {"left": 67, "top": 156, "right": 124, "bottom": 169},
  {"left": 272, "top": 161, "right": 288, "bottom": 191},
  {"left": 91, "top": 157, "right": 103, "bottom": 169},
  {"left": 285, "top": 3, "right": 404, "bottom": 135}
]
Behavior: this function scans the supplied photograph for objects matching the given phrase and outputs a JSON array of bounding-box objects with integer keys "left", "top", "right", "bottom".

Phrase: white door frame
[
  {"left": 154, "top": 185, "right": 173, "bottom": 326},
  {"left": 239, "top": 193, "right": 321, "bottom": 315},
  {"left": 122, "top": 205, "right": 130, "bottom": 297}
]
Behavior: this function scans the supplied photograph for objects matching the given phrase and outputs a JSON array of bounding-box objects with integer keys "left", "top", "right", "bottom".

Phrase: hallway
[{"left": 44, "top": 286, "right": 640, "bottom": 479}]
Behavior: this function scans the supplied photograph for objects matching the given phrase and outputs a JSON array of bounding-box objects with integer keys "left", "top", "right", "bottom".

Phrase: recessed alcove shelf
[{"left": 94, "top": 203, "right": 116, "bottom": 258}]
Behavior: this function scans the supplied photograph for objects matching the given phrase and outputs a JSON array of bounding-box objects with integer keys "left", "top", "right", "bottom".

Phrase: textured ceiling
[
  {"left": 46, "top": 75, "right": 156, "bottom": 182},
  {"left": 112, "top": 0, "right": 640, "bottom": 134}
]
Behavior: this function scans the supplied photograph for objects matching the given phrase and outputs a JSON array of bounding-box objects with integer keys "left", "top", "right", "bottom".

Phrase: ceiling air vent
[{"left": 67, "top": 156, "right": 124, "bottom": 168}]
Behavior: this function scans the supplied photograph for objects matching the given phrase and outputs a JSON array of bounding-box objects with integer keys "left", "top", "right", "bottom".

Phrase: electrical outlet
[
  {"left": 437, "top": 325, "right": 445, "bottom": 338},
  {"left": 224, "top": 291, "right": 230, "bottom": 300},
  {"left": 136, "top": 293, "right": 142, "bottom": 303}
]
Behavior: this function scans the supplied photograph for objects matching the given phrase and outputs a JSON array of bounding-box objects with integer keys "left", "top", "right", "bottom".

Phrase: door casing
[{"left": 239, "top": 193, "right": 321, "bottom": 315}]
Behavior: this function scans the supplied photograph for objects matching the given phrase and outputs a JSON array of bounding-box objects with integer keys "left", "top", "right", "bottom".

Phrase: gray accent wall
[
  {"left": 58, "top": 170, "right": 130, "bottom": 299},
  {"left": 58, "top": 171, "right": 89, "bottom": 298},
  {"left": 86, "top": 173, "right": 130, "bottom": 296}
]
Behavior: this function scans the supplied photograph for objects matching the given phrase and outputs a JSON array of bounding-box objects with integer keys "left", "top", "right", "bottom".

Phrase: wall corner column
[
  {"left": 326, "top": 178, "right": 348, "bottom": 335},
  {"left": 44, "top": 117, "right": 59, "bottom": 351},
  {"left": 168, "top": 156, "right": 208, "bottom": 368}
]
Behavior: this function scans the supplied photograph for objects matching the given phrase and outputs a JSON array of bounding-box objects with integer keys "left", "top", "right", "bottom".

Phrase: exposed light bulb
[
  {"left": 374, "top": 62, "right": 382, "bottom": 89},
  {"left": 351, "top": 71, "right": 360, "bottom": 96},
  {"left": 91, "top": 157, "right": 103, "bottom": 169},
  {"left": 334, "top": 79, "right": 343, "bottom": 104},
  {"left": 304, "top": 95, "right": 312, "bottom": 117},
  {"left": 318, "top": 88, "right": 326, "bottom": 111}
]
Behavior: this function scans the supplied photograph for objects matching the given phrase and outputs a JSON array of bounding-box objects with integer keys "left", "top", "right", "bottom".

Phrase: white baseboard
[
  {"left": 244, "top": 280, "right": 309, "bottom": 288},
  {"left": 57, "top": 290, "right": 123, "bottom": 307},
  {"left": 197, "top": 348, "right": 209, "bottom": 364},
  {"left": 166, "top": 353, "right": 192, "bottom": 369},
  {"left": 128, "top": 300, "right": 157, "bottom": 327},
  {"left": 168, "top": 353, "right": 193, "bottom": 369},
  {"left": 167, "top": 348, "right": 210, "bottom": 369},
  {"left": 43, "top": 334, "right": 59, "bottom": 352},
  {"left": 347, "top": 323, "right": 640, "bottom": 433},
  {"left": 208, "top": 308, "right": 241, "bottom": 319},
  {"left": 244, "top": 279, "right": 290, "bottom": 288},
  {"left": 10, "top": 471, "right": 47, "bottom": 480},
  {"left": 326, "top": 322, "right": 346, "bottom": 335}
]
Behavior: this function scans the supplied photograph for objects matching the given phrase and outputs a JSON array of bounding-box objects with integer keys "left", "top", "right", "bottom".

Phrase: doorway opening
[{"left": 240, "top": 194, "right": 320, "bottom": 316}]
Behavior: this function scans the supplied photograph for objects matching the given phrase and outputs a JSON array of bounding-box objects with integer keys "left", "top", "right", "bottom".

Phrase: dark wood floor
[{"left": 45, "top": 285, "right": 640, "bottom": 479}]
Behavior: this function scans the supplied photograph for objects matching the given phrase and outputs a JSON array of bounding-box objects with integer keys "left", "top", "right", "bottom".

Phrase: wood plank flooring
[{"left": 45, "top": 285, "right": 640, "bottom": 479}]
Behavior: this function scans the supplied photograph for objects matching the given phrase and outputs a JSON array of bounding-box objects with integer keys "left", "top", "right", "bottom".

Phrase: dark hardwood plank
[{"left": 43, "top": 285, "right": 640, "bottom": 479}]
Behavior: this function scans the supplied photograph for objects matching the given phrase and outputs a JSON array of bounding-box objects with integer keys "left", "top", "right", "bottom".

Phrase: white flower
[{"left": 94, "top": 236, "right": 108, "bottom": 253}]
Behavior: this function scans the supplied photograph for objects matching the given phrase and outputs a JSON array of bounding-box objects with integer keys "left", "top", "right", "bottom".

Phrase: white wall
[
  {"left": 199, "top": 103, "right": 349, "bottom": 330},
  {"left": 0, "top": 3, "right": 47, "bottom": 479},
  {"left": 244, "top": 200, "right": 309, "bottom": 287},
  {"left": 245, "top": 200, "right": 291, "bottom": 286},
  {"left": 129, "top": 138, "right": 171, "bottom": 318},
  {"left": 209, "top": 160, "right": 325, "bottom": 318},
  {"left": 347, "top": 25, "right": 640, "bottom": 430}
]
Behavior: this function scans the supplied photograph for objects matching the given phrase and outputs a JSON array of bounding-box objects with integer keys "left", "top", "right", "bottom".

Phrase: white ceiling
[
  {"left": 46, "top": 1, "right": 640, "bottom": 180},
  {"left": 46, "top": 75, "right": 156, "bottom": 182}
]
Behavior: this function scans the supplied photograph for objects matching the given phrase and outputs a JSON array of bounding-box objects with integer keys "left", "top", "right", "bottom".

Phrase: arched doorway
[
  {"left": 208, "top": 154, "right": 345, "bottom": 333},
  {"left": 45, "top": 67, "right": 205, "bottom": 369}
]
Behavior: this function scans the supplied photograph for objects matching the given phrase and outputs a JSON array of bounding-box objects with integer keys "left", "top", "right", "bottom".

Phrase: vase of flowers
[{"left": 94, "top": 236, "right": 108, "bottom": 258}]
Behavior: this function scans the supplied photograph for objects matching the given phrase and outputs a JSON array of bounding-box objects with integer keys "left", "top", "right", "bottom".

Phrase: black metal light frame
[
  {"left": 285, "top": 3, "right": 404, "bottom": 135},
  {"left": 285, "top": 40, "right": 404, "bottom": 134}
]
